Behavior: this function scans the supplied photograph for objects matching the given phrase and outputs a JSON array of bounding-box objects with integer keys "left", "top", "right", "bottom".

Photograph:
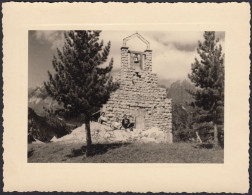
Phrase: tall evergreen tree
[
  {"left": 44, "top": 30, "right": 118, "bottom": 156},
  {"left": 188, "top": 31, "right": 224, "bottom": 147}
]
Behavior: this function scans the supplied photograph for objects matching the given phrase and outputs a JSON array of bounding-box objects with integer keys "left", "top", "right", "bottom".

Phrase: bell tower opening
[
  {"left": 122, "top": 32, "right": 151, "bottom": 73},
  {"left": 129, "top": 51, "right": 144, "bottom": 72}
]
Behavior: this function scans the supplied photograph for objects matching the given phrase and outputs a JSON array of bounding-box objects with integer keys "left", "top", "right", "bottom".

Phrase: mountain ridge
[
  {"left": 28, "top": 85, "right": 62, "bottom": 116},
  {"left": 28, "top": 78, "right": 196, "bottom": 116}
]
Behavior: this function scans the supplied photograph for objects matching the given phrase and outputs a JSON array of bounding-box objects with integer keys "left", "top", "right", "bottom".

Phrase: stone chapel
[{"left": 101, "top": 33, "right": 173, "bottom": 143}]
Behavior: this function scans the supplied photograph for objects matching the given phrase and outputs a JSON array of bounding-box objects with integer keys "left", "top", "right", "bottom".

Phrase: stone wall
[{"left": 102, "top": 46, "right": 173, "bottom": 143}]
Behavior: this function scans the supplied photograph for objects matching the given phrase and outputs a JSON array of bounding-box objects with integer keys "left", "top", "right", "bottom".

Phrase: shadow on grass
[
  {"left": 28, "top": 149, "right": 35, "bottom": 158},
  {"left": 66, "top": 143, "right": 131, "bottom": 158},
  {"left": 193, "top": 143, "right": 214, "bottom": 149}
]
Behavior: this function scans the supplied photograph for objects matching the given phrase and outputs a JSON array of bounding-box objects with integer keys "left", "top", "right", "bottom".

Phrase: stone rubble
[{"left": 51, "top": 122, "right": 170, "bottom": 144}]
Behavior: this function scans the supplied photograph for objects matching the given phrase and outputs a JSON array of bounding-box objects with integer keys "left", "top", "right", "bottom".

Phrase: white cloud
[
  {"left": 118, "top": 31, "right": 225, "bottom": 80},
  {"left": 100, "top": 31, "right": 203, "bottom": 80},
  {"left": 145, "top": 31, "right": 204, "bottom": 47},
  {"left": 33, "top": 31, "right": 65, "bottom": 50},
  {"left": 34, "top": 30, "right": 225, "bottom": 80},
  {"left": 144, "top": 34, "right": 196, "bottom": 79}
]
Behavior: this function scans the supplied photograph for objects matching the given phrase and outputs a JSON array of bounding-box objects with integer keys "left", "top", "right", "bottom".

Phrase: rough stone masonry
[{"left": 101, "top": 33, "right": 173, "bottom": 143}]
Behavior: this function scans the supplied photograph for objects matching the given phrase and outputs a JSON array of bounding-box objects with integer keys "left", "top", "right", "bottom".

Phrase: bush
[
  {"left": 28, "top": 107, "right": 71, "bottom": 142},
  {"left": 173, "top": 129, "right": 195, "bottom": 142},
  {"left": 45, "top": 114, "right": 71, "bottom": 138},
  {"left": 218, "top": 125, "right": 224, "bottom": 148}
]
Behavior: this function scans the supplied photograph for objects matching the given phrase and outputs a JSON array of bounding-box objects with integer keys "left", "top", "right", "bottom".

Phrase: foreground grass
[{"left": 28, "top": 142, "right": 224, "bottom": 163}]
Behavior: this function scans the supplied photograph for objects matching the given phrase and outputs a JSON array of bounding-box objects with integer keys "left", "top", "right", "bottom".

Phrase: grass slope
[{"left": 28, "top": 142, "right": 223, "bottom": 163}]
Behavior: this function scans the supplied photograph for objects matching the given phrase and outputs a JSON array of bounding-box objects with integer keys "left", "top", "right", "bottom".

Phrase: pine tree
[
  {"left": 44, "top": 30, "right": 118, "bottom": 156},
  {"left": 188, "top": 31, "right": 224, "bottom": 147}
]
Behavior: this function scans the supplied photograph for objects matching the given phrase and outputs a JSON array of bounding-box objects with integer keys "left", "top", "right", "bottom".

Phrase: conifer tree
[
  {"left": 44, "top": 30, "right": 118, "bottom": 156},
  {"left": 188, "top": 31, "right": 224, "bottom": 147}
]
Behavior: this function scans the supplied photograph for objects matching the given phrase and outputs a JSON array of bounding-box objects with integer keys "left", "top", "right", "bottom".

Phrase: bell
[{"left": 134, "top": 55, "right": 139, "bottom": 63}]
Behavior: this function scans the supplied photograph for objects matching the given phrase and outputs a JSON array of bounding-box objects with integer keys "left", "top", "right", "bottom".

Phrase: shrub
[
  {"left": 173, "top": 129, "right": 195, "bottom": 143},
  {"left": 28, "top": 107, "right": 71, "bottom": 142}
]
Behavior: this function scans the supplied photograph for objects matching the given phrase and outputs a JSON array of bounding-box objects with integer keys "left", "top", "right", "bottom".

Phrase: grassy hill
[
  {"left": 28, "top": 122, "right": 223, "bottom": 163},
  {"left": 28, "top": 141, "right": 223, "bottom": 163}
]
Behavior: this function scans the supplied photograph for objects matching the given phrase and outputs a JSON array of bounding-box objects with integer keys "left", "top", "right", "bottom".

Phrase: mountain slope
[
  {"left": 166, "top": 79, "right": 196, "bottom": 105},
  {"left": 28, "top": 85, "right": 62, "bottom": 116}
]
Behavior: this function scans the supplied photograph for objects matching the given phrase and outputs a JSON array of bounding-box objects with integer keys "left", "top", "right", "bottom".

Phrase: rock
[
  {"left": 49, "top": 122, "right": 169, "bottom": 144},
  {"left": 140, "top": 137, "right": 158, "bottom": 143},
  {"left": 113, "top": 130, "right": 129, "bottom": 142},
  {"left": 149, "top": 132, "right": 157, "bottom": 139},
  {"left": 139, "top": 127, "right": 167, "bottom": 143},
  {"left": 33, "top": 138, "right": 45, "bottom": 144},
  {"left": 50, "top": 136, "right": 58, "bottom": 142}
]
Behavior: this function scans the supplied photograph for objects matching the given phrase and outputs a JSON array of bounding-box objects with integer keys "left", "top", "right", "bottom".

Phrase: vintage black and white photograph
[
  {"left": 3, "top": 2, "right": 250, "bottom": 193},
  {"left": 28, "top": 30, "right": 225, "bottom": 163}
]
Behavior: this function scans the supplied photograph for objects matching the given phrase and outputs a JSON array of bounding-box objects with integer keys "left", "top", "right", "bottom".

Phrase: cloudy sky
[{"left": 28, "top": 30, "right": 225, "bottom": 88}]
